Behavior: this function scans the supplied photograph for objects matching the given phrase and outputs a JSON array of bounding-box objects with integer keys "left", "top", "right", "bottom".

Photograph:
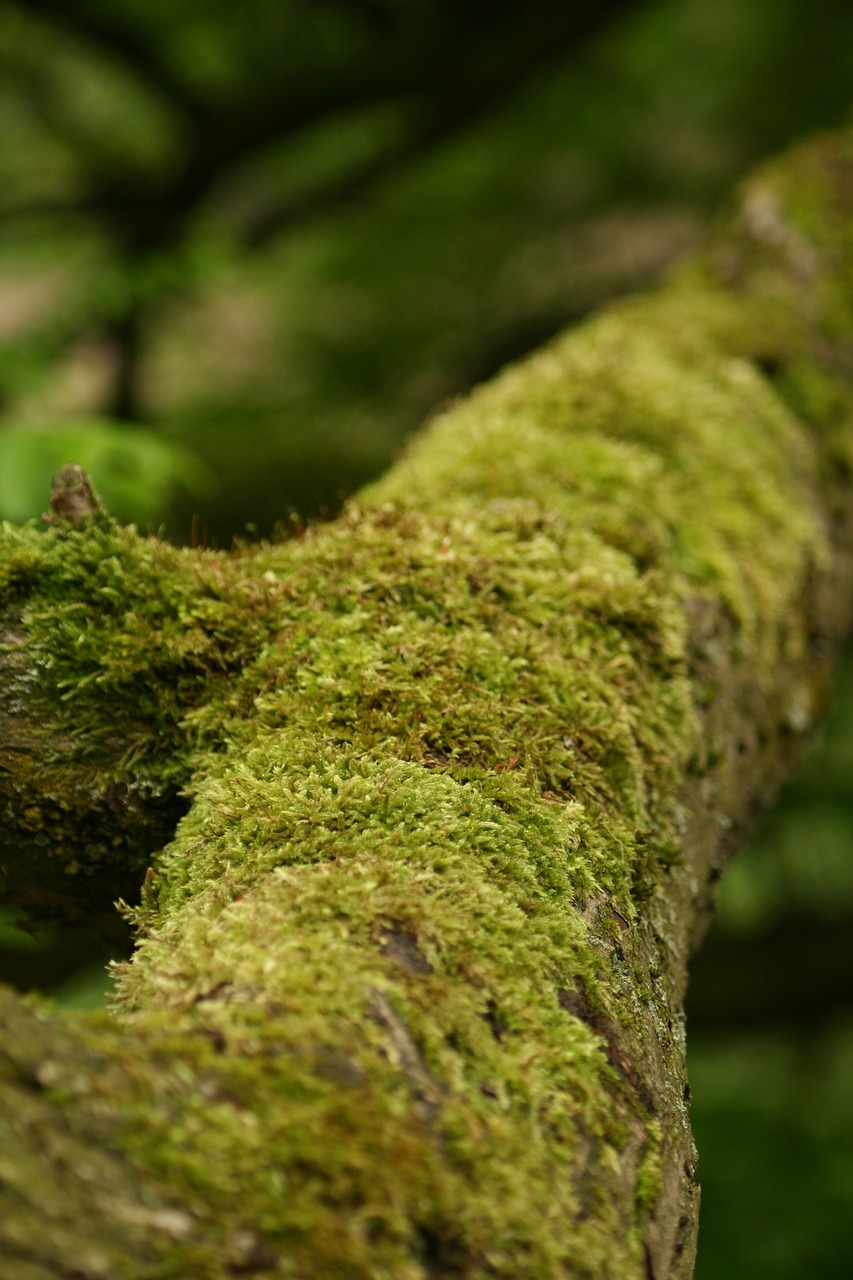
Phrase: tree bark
[{"left": 2, "top": 125, "right": 853, "bottom": 1279}]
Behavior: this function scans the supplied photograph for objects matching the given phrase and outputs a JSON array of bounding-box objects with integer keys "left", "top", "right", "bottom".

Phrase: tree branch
[{"left": 2, "top": 124, "right": 853, "bottom": 1279}]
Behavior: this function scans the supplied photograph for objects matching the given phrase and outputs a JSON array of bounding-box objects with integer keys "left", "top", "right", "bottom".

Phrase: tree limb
[{"left": 2, "top": 125, "right": 853, "bottom": 1278}]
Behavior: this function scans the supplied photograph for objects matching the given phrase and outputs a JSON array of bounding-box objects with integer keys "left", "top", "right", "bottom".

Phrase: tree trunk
[{"left": 2, "top": 125, "right": 853, "bottom": 1279}]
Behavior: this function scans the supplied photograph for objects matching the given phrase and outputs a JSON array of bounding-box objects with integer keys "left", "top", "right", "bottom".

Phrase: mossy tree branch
[{"left": 2, "top": 126, "right": 853, "bottom": 1279}]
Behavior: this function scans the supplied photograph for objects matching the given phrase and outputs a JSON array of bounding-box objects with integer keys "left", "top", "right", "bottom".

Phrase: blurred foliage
[
  {"left": 0, "top": 418, "right": 215, "bottom": 525},
  {"left": 0, "top": 905, "right": 118, "bottom": 1010},
  {"left": 1, "top": 1, "right": 853, "bottom": 1276},
  {"left": 2, "top": 0, "right": 853, "bottom": 539},
  {"left": 691, "top": 1021, "right": 853, "bottom": 1280}
]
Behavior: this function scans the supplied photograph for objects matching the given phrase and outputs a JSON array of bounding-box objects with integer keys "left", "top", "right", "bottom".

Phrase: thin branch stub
[{"left": 44, "top": 463, "right": 105, "bottom": 526}]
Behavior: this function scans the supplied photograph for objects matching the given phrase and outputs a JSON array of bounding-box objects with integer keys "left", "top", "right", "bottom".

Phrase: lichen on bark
[{"left": 2, "top": 126, "right": 853, "bottom": 1278}]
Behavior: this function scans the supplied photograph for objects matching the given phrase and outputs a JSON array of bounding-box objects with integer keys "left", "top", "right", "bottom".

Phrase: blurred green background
[{"left": 1, "top": 1, "right": 852, "bottom": 1274}]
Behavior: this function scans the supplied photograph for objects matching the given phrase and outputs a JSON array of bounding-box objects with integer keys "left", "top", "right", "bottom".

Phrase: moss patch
[{"left": 5, "top": 127, "right": 853, "bottom": 1277}]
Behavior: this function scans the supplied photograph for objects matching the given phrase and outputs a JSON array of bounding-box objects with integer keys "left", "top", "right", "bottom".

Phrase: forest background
[{"left": 0, "top": 1, "right": 852, "bottom": 1275}]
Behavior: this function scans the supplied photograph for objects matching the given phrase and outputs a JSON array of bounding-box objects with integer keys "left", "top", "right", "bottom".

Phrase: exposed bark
[{"left": 2, "top": 125, "right": 853, "bottom": 1278}]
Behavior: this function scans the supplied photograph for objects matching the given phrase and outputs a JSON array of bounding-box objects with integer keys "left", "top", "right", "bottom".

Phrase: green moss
[
  {"left": 370, "top": 290, "right": 827, "bottom": 657},
  {"left": 6, "top": 127, "right": 853, "bottom": 1276},
  {"left": 103, "top": 858, "right": 625, "bottom": 1275},
  {"left": 635, "top": 1119, "right": 664, "bottom": 1217},
  {"left": 0, "top": 520, "right": 47, "bottom": 601},
  {"left": 0, "top": 515, "right": 293, "bottom": 924},
  {"left": 102, "top": 259, "right": 830, "bottom": 1269},
  {"left": 137, "top": 502, "right": 691, "bottom": 921},
  {"left": 0, "top": 519, "right": 285, "bottom": 790}
]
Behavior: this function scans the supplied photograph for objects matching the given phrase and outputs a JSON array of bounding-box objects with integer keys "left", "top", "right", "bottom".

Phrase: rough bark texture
[{"left": 2, "top": 126, "right": 853, "bottom": 1279}]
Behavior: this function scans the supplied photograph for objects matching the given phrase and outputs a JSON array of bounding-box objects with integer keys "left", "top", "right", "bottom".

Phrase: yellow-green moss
[
  {"left": 1, "top": 518, "right": 283, "bottom": 792},
  {"left": 4, "top": 127, "right": 853, "bottom": 1277},
  {"left": 635, "top": 1119, "right": 664, "bottom": 1216}
]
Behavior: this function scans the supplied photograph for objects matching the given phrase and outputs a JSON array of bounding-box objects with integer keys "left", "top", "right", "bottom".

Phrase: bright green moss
[
  {"left": 104, "top": 274, "right": 829, "bottom": 1270},
  {"left": 0, "top": 517, "right": 284, "bottom": 793},
  {"left": 7, "top": 128, "right": 853, "bottom": 1277},
  {"left": 0, "top": 514, "right": 298, "bottom": 924},
  {"left": 90, "top": 488, "right": 695, "bottom": 1274},
  {"left": 371, "top": 292, "right": 827, "bottom": 653},
  {"left": 135, "top": 500, "right": 692, "bottom": 923}
]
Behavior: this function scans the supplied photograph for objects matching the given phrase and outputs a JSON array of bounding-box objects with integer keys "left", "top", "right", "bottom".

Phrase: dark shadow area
[{"left": 0, "top": 906, "right": 131, "bottom": 1009}]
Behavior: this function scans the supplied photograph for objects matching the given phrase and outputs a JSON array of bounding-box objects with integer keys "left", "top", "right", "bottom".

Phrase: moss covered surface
[
  {"left": 2, "top": 128, "right": 853, "bottom": 1277},
  {"left": 0, "top": 515, "right": 284, "bottom": 923}
]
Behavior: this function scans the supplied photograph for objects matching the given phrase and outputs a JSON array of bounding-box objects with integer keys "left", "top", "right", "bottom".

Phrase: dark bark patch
[
  {"left": 483, "top": 999, "right": 509, "bottom": 1042},
  {"left": 557, "top": 985, "right": 593, "bottom": 1022},
  {"left": 379, "top": 928, "right": 433, "bottom": 975},
  {"left": 415, "top": 1224, "right": 470, "bottom": 1278}
]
